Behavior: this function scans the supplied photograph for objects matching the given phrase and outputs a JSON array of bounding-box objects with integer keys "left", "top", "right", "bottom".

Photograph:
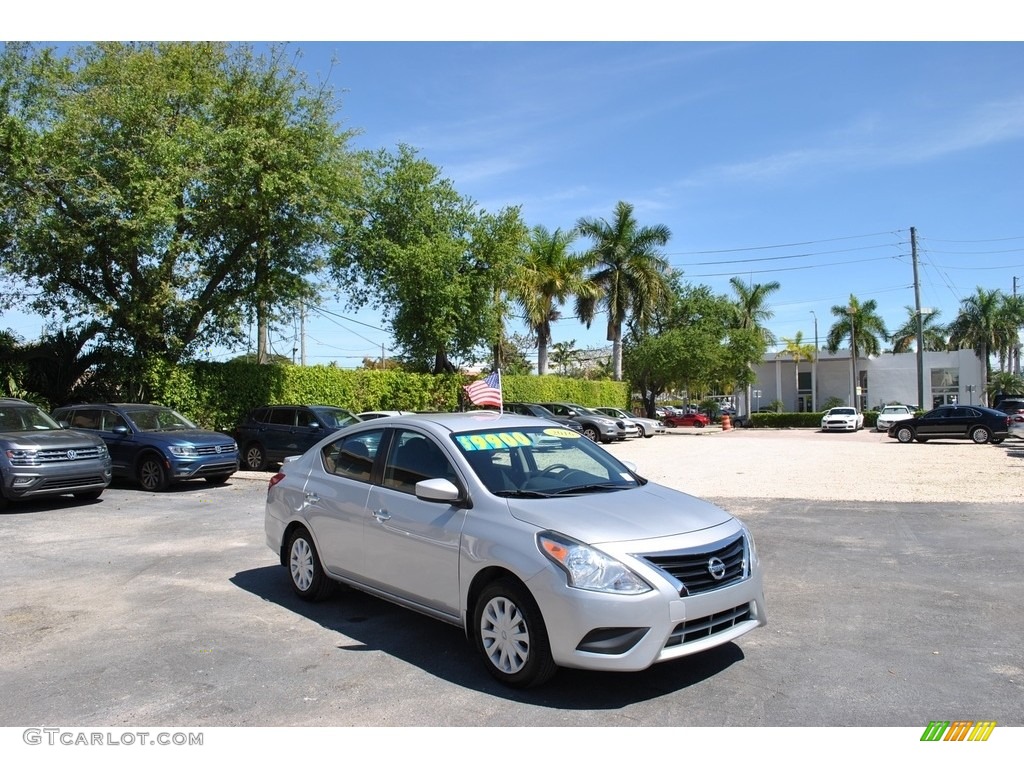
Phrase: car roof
[{"left": 351, "top": 410, "right": 552, "bottom": 435}]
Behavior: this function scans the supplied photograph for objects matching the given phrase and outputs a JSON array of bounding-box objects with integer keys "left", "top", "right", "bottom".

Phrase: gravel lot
[{"left": 604, "top": 425, "right": 1024, "bottom": 505}]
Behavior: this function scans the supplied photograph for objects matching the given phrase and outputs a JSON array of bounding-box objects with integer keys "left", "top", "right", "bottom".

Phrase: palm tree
[
  {"left": 574, "top": 201, "right": 671, "bottom": 380},
  {"left": 511, "top": 225, "right": 593, "bottom": 376},
  {"left": 549, "top": 339, "right": 581, "bottom": 376},
  {"left": 994, "top": 292, "right": 1024, "bottom": 374},
  {"left": 780, "top": 331, "right": 816, "bottom": 411},
  {"left": 826, "top": 295, "right": 888, "bottom": 409},
  {"left": 947, "top": 287, "right": 1007, "bottom": 405},
  {"left": 728, "top": 277, "right": 781, "bottom": 414},
  {"left": 889, "top": 306, "right": 947, "bottom": 353}
]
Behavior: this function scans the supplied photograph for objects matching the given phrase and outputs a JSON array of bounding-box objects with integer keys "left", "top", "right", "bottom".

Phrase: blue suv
[
  {"left": 232, "top": 404, "right": 362, "bottom": 470},
  {"left": 52, "top": 403, "right": 238, "bottom": 491}
]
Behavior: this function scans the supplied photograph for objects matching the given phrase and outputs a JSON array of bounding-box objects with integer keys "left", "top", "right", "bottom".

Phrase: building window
[{"left": 931, "top": 368, "right": 959, "bottom": 407}]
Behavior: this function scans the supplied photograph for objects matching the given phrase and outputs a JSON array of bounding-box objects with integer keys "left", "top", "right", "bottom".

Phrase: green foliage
[{"left": 0, "top": 42, "right": 359, "bottom": 364}]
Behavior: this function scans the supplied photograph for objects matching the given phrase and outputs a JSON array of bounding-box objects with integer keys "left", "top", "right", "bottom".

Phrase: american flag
[{"left": 463, "top": 370, "right": 502, "bottom": 409}]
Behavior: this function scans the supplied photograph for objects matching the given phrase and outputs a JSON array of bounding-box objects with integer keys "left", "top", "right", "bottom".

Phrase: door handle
[
  {"left": 304, "top": 492, "right": 320, "bottom": 505},
  {"left": 372, "top": 509, "right": 391, "bottom": 522}
]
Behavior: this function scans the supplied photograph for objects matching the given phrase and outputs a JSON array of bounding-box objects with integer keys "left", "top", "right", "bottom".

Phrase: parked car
[
  {"left": 594, "top": 407, "right": 666, "bottom": 438},
  {"left": 662, "top": 411, "right": 710, "bottom": 428},
  {"left": 1, "top": 398, "right": 112, "bottom": 510},
  {"left": 887, "top": 404, "right": 1010, "bottom": 444},
  {"left": 820, "top": 407, "right": 864, "bottom": 432},
  {"left": 233, "top": 405, "right": 362, "bottom": 470},
  {"left": 538, "top": 403, "right": 627, "bottom": 443},
  {"left": 875, "top": 404, "right": 915, "bottom": 432},
  {"left": 500, "top": 402, "right": 583, "bottom": 433},
  {"left": 992, "top": 397, "right": 1024, "bottom": 418},
  {"left": 51, "top": 403, "right": 238, "bottom": 491},
  {"left": 1009, "top": 412, "right": 1024, "bottom": 440},
  {"left": 264, "top": 411, "right": 767, "bottom": 688}
]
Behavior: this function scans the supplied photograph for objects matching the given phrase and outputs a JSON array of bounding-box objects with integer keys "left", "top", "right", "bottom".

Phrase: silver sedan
[
  {"left": 595, "top": 406, "right": 667, "bottom": 438},
  {"left": 265, "top": 411, "right": 766, "bottom": 688}
]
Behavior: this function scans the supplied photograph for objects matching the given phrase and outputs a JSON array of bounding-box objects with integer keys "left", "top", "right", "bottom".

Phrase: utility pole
[
  {"left": 912, "top": 227, "right": 925, "bottom": 408},
  {"left": 1014, "top": 276, "right": 1021, "bottom": 375}
]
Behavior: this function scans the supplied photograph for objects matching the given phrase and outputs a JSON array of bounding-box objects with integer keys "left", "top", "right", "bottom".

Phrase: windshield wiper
[
  {"left": 493, "top": 489, "right": 557, "bottom": 498},
  {"left": 551, "top": 483, "right": 629, "bottom": 495}
]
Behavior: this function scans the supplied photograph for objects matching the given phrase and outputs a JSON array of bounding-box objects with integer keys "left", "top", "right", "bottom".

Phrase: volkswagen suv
[
  {"left": 1, "top": 398, "right": 112, "bottom": 510},
  {"left": 51, "top": 403, "right": 238, "bottom": 491}
]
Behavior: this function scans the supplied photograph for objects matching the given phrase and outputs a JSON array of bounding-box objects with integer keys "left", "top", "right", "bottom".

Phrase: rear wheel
[
  {"left": 473, "top": 577, "right": 556, "bottom": 688},
  {"left": 970, "top": 426, "right": 991, "bottom": 444},
  {"left": 243, "top": 442, "right": 267, "bottom": 471},
  {"left": 138, "top": 456, "right": 170, "bottom": 491},
  {"left": 895, "top": 426, "right": 915, "bottom": 444}
]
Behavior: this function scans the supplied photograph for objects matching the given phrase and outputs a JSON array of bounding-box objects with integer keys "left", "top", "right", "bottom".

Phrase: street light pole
[{"left": 810, "top": 310, "right": 818, "bottom": 412}]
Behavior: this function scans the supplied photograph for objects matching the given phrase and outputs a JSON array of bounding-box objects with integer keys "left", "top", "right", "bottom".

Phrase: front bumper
[
  {"left": 2, "top": 462, "right": 112, "bottom": 500},
  {"left": 168, "top": 455, "right": 239, "bottom": 480}
]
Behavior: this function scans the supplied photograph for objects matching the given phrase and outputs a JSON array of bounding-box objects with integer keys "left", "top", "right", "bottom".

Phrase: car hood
[
  {"left": 505, "top": 483, "right": 733, "bottom": 544},
  {"left": 135, "top": 429, "right": 234, "bottom": 445},
  {"left": 3, "top": 430, "right": 105, "bottom": 449}
]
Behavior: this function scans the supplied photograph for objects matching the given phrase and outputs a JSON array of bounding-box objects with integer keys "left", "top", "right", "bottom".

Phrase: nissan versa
[{"left": 265, "top": 411, "right": 766, "bottom": 688}]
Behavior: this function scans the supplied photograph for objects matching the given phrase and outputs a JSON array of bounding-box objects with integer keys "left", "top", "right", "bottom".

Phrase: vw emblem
[
  {"left": 66, "top": 449, "right": 78, "bottom": 460},
  {"left": 707, "top": 556, "right": 727, "bottom": 581}
]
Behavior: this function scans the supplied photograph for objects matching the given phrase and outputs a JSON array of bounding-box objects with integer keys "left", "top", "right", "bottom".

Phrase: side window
[
  {"left": 269, "top": 408, "right": 295, "bottom": 426},
  {"left": 295, "top": 409, "right": 317, "bottom": 428},
  {"left": 100, "top": 409, "right": 128, "bottom": 431},
  {"left": 383, "top": 430, "right": 456, "bottom": 494},
  {"left": 70, "top": 409, "right": 102, "bottom": 430},
  {"left": 322, "top": 431, "right": 382, "bottom": 482}
]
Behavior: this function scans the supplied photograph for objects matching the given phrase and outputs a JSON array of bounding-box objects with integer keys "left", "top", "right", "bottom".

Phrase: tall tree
[
  {"left": 728, "top": 277, "right": 780, "bottom": 414},
  {"left": 574, "top": 201, "right": 671, "bottom": 381},
  {"left": 333, "top": 145, "right": 525, "bottom": 373},
  {"left": 0, "top": 42, "right": 360, "bottom": 364},
  {"left": 780, "top": 331, "right": 816, "bottom": 411},
  {"left": 512, "top": 225, "right": 592, "bottom": 376},
  {"left": 826, "top": 294, "right": 888, "bottom": 408},
  {"left": 947, "top": 287, "right": 1007, "bottom": 405},
  {"left": 994, "top": 292, "right": 1024, "bottom": 374},
  {"left": 889, "top": 306, "right": 947, "bottom": 353}
]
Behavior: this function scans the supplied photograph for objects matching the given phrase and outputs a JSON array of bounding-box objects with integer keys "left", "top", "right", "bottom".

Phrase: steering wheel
[{"left": 538, "top": 464, "right": 573, "bottom": 478}]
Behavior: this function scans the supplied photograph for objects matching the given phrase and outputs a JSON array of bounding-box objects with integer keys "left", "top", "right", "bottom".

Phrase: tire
[
  {"left": 73, "top": 490, "right": 103, "bottom": 501},
  {"left": 287, "top": 527, "right": 334, "bottom": 602},
  {"left": 138, "top": 455, "right": 170, "bottom": 491},
  {"left": 205, "top": 473, "right": 232, "bottom": 485},
  {"left": 581, "top": 426, "right": 599, "bottom": 442},
  {"left": 635, "top": 424, "right": 647, "bottom": 438},
  {"left": 895, "top": 426, "right": 915, "bottom": 444},
  {"left": 472, "top": 577, "right": 557, "bottom": 689},
  {"left": 695, "top": 421, "right": 705, "bottom": 429},
  {"left": 970, "top": 426, "right": 991, "bottom": 444},
  {"left": 243, "top": 442, "right": 267, "bottom": 471}
]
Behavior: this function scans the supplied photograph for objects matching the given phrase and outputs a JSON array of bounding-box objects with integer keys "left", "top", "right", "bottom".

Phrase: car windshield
[
  {"left": 452, "top": 425, "right": 642, "bottom": 497},
  {"left": 312, "top": 408, "right": 361, "bottom": 428},
  {"left": 830, "top": 408, "right": 855, "bottom": 415},
  {"left": 0, "top": 405, "right": 60, "bottom": 432},
  {"left": 882, "top": 406, "right": 908, "bottom": 414},
  {"left": 123, "top": 406, "right": 197, "bottom": 432}
]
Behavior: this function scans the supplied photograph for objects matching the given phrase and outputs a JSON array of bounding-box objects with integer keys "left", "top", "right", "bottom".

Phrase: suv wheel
[
  {"left": 581, "top": 426, "right": 599, "bottom": 442},
  {"left": 138, "top": 455, "right": 170, "bottom": 491},
  {"left": 243, "top": 442, "right": 267, "bottom": 471}
]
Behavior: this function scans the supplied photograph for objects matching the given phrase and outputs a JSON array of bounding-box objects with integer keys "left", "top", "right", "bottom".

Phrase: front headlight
[
  {"left": 538, "top": 531, "right": 652, "bottom": 594},
  {"left": 168, "top": 445, "right": 198, "bottom": 457},
  {"left": 5, "top": 449, "right": 40, "bottom": 466}
]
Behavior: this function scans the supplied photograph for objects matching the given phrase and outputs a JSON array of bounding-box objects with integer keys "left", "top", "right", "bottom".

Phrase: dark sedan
[{"left": 887, "top": 404, "right": 1010, "bottom": 444}]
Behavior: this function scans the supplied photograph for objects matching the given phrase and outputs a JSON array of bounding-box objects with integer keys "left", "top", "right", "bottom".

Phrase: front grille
[
  {"left": 8, "top": 446, "right": 107, "bottom": 466},
  {"left": 196, "top": 443, "right": 237, "bottom": 456},
  {"left": 665, "top": 603, "right": 752, "bottom": 647},
  {"left": 640, "top": 534, "right": 747, "bottom": 596},
  {"left": 37, "top": 475, "right": 108, "bottom": 491}
]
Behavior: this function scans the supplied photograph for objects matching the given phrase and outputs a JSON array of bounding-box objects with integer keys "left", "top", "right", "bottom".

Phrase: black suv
[
  {"left": 51, "top": 403, "right": 238, "bottom": 491},
  {"left": 233, "top": 405, "right": 361, "bottom": 470},
  {"left": 1, "top": 398, "right": 112, "bottom": 509}
]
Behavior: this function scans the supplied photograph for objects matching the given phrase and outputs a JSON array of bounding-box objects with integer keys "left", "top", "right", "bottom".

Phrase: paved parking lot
[{"left": 1, "top": 429, "right": 1021, "bottom": 731}]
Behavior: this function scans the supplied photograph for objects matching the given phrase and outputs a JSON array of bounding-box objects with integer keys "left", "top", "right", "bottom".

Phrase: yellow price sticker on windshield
[{"left": 543, "top": 428, "right": 580, "bottom": 439}]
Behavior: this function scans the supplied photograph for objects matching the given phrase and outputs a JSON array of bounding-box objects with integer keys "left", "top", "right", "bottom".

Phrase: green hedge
[
  {"left": 746, "top": 410, "right": 881, "bottom": 429},
  {"left": 140, "top": 361, "right": 629, "bottom": 431}
]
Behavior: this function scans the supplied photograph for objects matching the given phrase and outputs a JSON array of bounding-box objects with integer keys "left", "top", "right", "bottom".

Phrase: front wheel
[
  {"left": 635, "top": 424, "right": 647, "bottom": 438},
  {"left": 895, "top": 426, "right": 915, "bottom": 444},
  {"left": 695, "top": 421, "right": 705, "bottom": 429},
  {"left": 970, "top": 426, "right": 991, "bottom": 444},
  {"left": 473, "top": 577, "right": 557, "bottom": 689},
  {"left": 138, "top": 456, "right": 170, "bottom": 491},
  {"left": 287, "top": 527, "right": 334, "bottom": 602},
  {"left": 581, "top": 426, "right": 599, "bottom": 442}
]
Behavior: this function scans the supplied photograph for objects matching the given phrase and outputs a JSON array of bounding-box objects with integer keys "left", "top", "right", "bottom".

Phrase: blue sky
[{"left": 5, "top": 15, "right": 1024, "bottom": 369}]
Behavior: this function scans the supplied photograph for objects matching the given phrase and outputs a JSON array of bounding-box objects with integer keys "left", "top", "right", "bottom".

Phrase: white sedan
[
  {"left": 875, "top": 404, "right": 915, "bottom": 432},
  {"left": 594, "top": 407, "right": 667, "bottom": 438},
  {"left": 820, "top": 407, "right": 864, "bottom": 432}
]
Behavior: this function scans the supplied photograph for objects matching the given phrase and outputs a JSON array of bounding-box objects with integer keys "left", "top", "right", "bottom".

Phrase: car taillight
[{"left": 268, "top": 472, "right": 286, "bottom": 490}]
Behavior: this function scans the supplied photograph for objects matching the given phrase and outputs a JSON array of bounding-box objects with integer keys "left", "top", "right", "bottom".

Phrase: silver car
[
  {"left": 594, "top": 406, "right": 667, "bottom": 438},
  {"left": 265, "top": 411, "right": 766, "bottom": 688}
]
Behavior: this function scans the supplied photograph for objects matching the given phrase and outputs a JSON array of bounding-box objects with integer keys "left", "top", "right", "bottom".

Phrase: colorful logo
[{"left": 920, "top": 721, "right": 997, "bottom": 741}]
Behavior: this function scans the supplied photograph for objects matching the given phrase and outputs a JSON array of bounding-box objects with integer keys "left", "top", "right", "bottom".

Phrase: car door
[
  {"left": 360, "top": 428, "right": 467, "bottom": 618},
  {"left": 300, "top": 429, "right": 384, "bottom": 581},
  {"left": 916, "top": 408, "right": 953, "bottom": 439},
  {"left": 95, "top": 407, "right": 136, "bottom": 476},
  {"left": 264, "top": 407, "right": 298, "bottom": 462},
  {"left": 292, "top": 407, "right": 329, "bottom": 455}
]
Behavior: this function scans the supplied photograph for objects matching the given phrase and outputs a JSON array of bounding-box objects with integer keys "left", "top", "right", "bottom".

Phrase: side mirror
[
  {"left": 111, "top": 425, "right": 130, "bottom": 435},
  {"left": 415, "top": 478, "right": 463, "bottom": 504}
]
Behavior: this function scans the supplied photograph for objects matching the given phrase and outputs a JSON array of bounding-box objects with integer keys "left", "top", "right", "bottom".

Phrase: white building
[{"left": 745, "top": 348, "right": 986, "bottom": 413}]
